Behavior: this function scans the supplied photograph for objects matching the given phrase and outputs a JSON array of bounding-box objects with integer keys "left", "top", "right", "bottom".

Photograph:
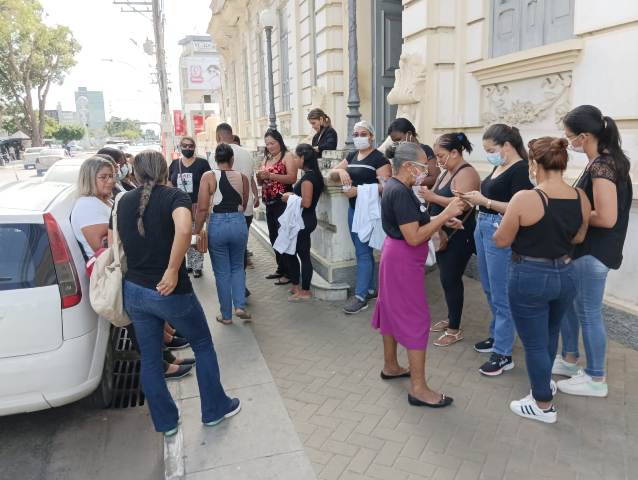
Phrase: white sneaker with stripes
[{"left": 510, "top": 395, "right": 557, "bottom": 424}]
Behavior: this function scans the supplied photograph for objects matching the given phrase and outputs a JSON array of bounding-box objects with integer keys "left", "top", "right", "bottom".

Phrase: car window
[{"left": 0, "top": 223, "right": 57, "bottom": 291}]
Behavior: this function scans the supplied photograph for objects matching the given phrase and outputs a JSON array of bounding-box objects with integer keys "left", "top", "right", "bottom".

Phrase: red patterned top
[{"left": 261, "top": 159, "right": 290, "bottom": 201}]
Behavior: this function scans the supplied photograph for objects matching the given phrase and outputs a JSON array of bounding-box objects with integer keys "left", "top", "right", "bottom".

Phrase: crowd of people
[{"left": 70, "top": 104, "right": 631, "bottom": 435}]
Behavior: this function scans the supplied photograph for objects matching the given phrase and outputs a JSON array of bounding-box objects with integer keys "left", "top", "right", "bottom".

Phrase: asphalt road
[{"left": 0, "top": 162, "right": 164, "bottom": 480}]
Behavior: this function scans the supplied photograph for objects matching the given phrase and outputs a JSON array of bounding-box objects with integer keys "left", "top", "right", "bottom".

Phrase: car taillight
[{"left": 43, "top": 213, "right": 82, "bottom": 308}]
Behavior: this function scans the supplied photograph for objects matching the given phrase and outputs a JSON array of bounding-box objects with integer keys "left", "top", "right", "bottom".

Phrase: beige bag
[{"left": 89, "top": 193, "right": 131, "bottom": 327}]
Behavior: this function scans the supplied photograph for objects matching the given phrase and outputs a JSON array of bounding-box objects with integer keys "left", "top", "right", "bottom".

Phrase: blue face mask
[{"left": 486, "top": 151, "right": 504, "bottom": 166}]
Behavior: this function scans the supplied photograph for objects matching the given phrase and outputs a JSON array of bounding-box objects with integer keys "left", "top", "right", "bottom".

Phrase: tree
[
  {"left": 106, "top": 117, "right": 143, "bottom": 138},
  {"left": 0, "top": 0, "right": 81, "bottom": 146},
  {"left": 43, "top": 115, "right": 60, "bottom": 138},
  {"left": 53, "top": 124, "right": 85, "bottom": 144}
]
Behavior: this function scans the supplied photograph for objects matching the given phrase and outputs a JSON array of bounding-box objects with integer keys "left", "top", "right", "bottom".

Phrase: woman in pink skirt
[{"left": 372, "top": 142, "right": 465, "bottom": 408}]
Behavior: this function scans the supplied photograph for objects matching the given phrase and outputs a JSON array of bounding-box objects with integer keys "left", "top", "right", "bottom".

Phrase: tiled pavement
[{"left": 244, "top": 237, "right": 638, "bottom": 480}]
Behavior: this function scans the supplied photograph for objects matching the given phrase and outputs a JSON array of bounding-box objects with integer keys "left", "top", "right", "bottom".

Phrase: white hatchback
[
  {"left": 34, "top": 148, "right": 71, "bottom": 176},
  {"left": 0, "top": 167, "right": 114, "bottom": 416},
  {"left": 22, "top": 147, "right": 45, "bottom": 169}
]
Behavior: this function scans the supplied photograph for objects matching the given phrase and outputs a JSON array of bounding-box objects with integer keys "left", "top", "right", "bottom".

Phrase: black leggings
[
  {"left": 435, "top": 229, "right": 474, "bottom": 330},
  {"left": 265, "top": 200, "right": 288, "bottom": 276},
  {"left": 244, "top": 215, "right": 253, "bottom": 269},
  {"left": 285, "top": 215, "right": 317, "bottom": 290}
]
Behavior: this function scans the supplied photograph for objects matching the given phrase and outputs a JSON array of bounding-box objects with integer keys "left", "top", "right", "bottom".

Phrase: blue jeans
[
  {"left": 123, "top": 280, "right": 233, "bottom": 432},
  {"left": 208, "top": 212, "right": 248, "bottom": 320},
  {"left": 475, "top": 213, "right": 515, "bottom": 355},
  {"left": 509, "top": 259, "right": 577, "bottom": 402},
  {"left": 348, "top": 207, "right": 376, "bottom": 300},
  {"left": 560, "top": 255, "right": 609, "bottom": 377}
]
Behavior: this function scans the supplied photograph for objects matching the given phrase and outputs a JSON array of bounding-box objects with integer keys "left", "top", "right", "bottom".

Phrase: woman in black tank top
[
  {"left": 420, "top": 132, "right": 480, "bottom": 347},
  {"left": 493, "top": 137, "right": 590, "bottom": 424}
]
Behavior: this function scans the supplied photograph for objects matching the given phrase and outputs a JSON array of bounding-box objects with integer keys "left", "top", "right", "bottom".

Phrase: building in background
[
  {"left": 74, "top": 87, "right": 106, "bottom": 132},
  {"left": 44, "top": 102, "right": 79, "bottom": 126},
  {"left": 177, "top": 35, "right": 222, "bottom": 139}
]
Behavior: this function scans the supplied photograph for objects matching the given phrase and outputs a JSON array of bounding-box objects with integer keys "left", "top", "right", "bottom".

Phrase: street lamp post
[
  {"left": 260, "top": 9, "right": 277, "bottom": 131},
  {"left": 346, "top": 0, "right": 362, "bottom": 148}
]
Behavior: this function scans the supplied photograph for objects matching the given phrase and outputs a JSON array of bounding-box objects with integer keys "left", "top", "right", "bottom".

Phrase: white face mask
[
  {"left": 353, "top": 136, "right": 370, "bottom": 150},
  {"left": 567, "top": 134, "right": 585, "bottom": 153}
]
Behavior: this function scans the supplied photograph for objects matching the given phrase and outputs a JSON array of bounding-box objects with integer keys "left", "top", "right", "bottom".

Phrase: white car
[
  {"left": 35, "top": 148, "right": 71, "bottom": 176},
  {"left": 0, "top": 168, "right": 114, "bottom": 416},
  {"left": 22, "top": 147, "right": 45, "bottom": 169}
]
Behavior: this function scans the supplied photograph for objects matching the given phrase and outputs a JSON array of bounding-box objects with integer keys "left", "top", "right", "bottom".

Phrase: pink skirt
[{"left": 371, "top": 237, "right": 431, "bottom": 350}]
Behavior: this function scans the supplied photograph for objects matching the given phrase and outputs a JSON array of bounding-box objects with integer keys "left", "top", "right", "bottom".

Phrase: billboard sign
[
  {"left": 174, "top": 110, "right": 186, "bottom": 136},
  {"left": 185, "top": 57, "right": 221, "bottom": 91}
]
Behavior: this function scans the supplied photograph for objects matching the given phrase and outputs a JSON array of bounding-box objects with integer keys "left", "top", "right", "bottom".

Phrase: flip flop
[
  {"left": 380, "top": 370, "right": 411, "bottom": 380},
  {"left": 216, "top": 315, "right": 233, "bottom": 325},
  {"left": 407, "top": 393, "right": 454, "bottom": 408},
  {"left": 265, "top": 273, "right": 283, "bottom": 279},
  {"left": 274, "top": 279, "right": 291, "bottom": 286}
]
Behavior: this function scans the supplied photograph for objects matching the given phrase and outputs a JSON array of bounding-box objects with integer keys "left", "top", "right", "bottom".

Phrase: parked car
[
  {"left": 23, "top": 147, "right": 45, "bottom": 169},
  {"left": 0, "top": 171, "right": 115, "bottom": 416},
  {"left": 34, "top": 148, "right": 71, "bottom": 176}
]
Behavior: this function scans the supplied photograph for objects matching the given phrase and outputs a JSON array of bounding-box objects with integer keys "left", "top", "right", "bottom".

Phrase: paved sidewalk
[{"left": 245, "top": 237, "right": 638, "bottom": 480}]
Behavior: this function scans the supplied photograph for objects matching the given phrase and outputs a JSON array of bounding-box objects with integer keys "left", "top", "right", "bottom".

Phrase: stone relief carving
[
  {"left": 482, "top": 73, "right": 572, "bottom": 128},
  {"left": 386, "top": 53, "right": 427, "bottom": 132}
]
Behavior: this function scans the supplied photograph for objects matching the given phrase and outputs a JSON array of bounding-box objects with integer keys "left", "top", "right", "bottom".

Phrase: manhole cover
[{"left": 111, "top": 327, "right": 145, "bottom": 408}]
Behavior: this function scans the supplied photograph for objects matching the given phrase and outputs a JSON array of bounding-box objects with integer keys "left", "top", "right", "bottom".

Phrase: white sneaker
[
  {"left": 552, "top": 356, "right": 579, "bottom": 377},
  {"left": 510, "top": 395, "right": 557, "bottom": 424},
  {"left": 529, "top": 380, "right": 557, "bottom": 397},
  {"left": 556, "top": 370, "right": 608, "bottom": 398}
]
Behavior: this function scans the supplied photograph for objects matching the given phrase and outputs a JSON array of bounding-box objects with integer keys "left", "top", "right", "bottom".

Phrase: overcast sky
[{"left": 40, "top": 0, "right": 212, "bottom": 128}]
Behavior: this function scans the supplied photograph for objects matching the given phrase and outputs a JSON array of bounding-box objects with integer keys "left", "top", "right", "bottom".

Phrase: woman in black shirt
[
  {"left": 308, "top": 108, "right": 338, "bottom": 158},
  {"left": 458, "top": 124, "right": 533, "bottom": 376},
  {"left": 493, "top": 137, "right": 590, "bottom": 423},
  {"left": 282, "top": 144, "right": 325, "bottom": 301},
  {"left": 554, "top": 105, "right": 632, "bottom": 398},
  {"left": 168, "top": 136, "right": 211, "bottom": 278}
]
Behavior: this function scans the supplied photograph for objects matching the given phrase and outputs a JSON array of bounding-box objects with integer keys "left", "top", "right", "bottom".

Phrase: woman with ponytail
[
  {"left": 493, "top": 137, "right": 590, "bottom": 423},
  {"left": 420, "top": 132, "right": 480, "bottom": 346},
  {"left": 458, "top": 123, "right": 534, "bottom": 376},
  {"left": 117, "top": 150, "right": 239, "bottom": 436},
  {"left": 553, "top": 106, "right": 633, "bottom": 398},
  {"left": 308, "top": 108, "right": 338, "bottom": 157}
]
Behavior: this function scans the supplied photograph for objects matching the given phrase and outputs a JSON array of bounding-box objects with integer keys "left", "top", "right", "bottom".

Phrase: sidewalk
[{"left": 244, "top": 238, "right": 638, "bottom": 480}]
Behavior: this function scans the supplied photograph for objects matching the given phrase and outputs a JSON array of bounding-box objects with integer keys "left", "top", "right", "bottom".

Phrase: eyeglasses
[
  {"left": 181, "top": 144, "right": 195, "bottom": 148},
  {"left": 97, "top": 174, "right": 115, "bottom": 181}
]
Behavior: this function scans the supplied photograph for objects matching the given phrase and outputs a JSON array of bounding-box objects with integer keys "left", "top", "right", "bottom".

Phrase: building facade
[
  {"left": 209, "top": 0, "right": 638, "bottom": 312},
  {"left": 74, "top": 87, "right": 106, "bottom": 132}
]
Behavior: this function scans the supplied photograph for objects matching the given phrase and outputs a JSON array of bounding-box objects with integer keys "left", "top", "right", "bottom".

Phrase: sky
[{"left": 39, "top": 0, "right": 212, "bottom": 129}]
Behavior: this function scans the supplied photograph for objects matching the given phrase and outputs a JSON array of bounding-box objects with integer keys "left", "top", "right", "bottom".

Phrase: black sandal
[
  {"left": 380, "top": 370, "right": 411, "bottom": 380},
  {"left": 274, "top": 279, "right": 291, "bottom": 286},
  {"left": 265, "top": 273, "right": 283, "bottom": 279},
  {"left": 407, "top": 394, "right": 453, "bottom": 408}
]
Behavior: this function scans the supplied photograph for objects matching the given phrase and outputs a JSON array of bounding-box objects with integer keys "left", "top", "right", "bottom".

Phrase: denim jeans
[
  {"left": 475, "top": 212, "right": 515, "bottom": 355},
  {"left": 123, "top": 280, "right": 232, "bottom": 432},
  {"left": 208, "top": 212, "right": 248, "bottom": 320},
  {"left": 560, "top": 255, "right": 609, "bottom": 377},
  {"left": 509, "top": 259, "right": 577, "bottom": 402},
  {"left": 348, "top": 206, "right": 376, "bottom": 300}
]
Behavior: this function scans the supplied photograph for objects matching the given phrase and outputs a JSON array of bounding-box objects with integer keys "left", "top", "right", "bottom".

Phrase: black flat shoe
[
  {"left": 407, "top": 393, "right": 453, "bottom": 408},
  {"left": 265, "top": 273, "right": 283, "bottom": 279},
  {"left": 165, "top": 364, "right": 193, "bottom": 380},
  {"left": 380, "top": 370, "right": 411, "bottom": 380},
  {"left": 274, "top": 279, "right": 291, "bottom": 286},
  {"left": 174, "top": 357, "right": 196, "bottom": 366},
  {"left": 166, "top": 336, "right": 190, "bottom": 350}
]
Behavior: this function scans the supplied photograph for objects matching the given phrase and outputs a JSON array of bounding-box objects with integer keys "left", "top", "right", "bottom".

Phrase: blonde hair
[{"left": 77, "top": 156, "right": 115, "bottom": 197}]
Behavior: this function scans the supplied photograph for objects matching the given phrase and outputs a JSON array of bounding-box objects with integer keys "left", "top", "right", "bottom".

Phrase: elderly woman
[
  {"left": 329, "top": 120, "right": 391, "bottom": 314},
  {"left": 372, "top": 142, "right": 464, "bottom": 407},
  {"left": 70, "top": 156, "right": 116, "bottom": 258}
]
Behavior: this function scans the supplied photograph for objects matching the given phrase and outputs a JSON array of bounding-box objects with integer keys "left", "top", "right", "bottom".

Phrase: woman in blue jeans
[
  {"left": 117, "top": 150, "right": 240, "bottom": 436},
  {"left": 554, "top": 106, "right": 633, "bottom": 398},
  {"left": 458, "top": 124, "right": 532, "bottom": 374},
  {"left": 493, "top": 137, "right": 590, "bottom": 423},
  {"left": 195, "top": 143, "right": 250, "bottom": 324}
]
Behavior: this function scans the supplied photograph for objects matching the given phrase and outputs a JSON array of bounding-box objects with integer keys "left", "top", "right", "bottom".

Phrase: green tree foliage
[
  {"left": 106, "top": 117, "right": 143, "bottom": 138},
  {"left": 0, "top": 0, "right": 81, "bottom": 146},
  {"left": 52, "top": 124, "right": 85, "bottom": 144},
  {"left": 43, "top": 115, "right": 60, "bottom": 138}
]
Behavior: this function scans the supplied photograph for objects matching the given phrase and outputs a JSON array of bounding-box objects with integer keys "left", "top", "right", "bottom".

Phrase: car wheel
[{"left": 88, "top": 327, "right": 115, "bottom": 409}]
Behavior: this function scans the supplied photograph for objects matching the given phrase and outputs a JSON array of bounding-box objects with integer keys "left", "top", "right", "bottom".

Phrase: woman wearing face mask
[
  {"left": 329, "top": 120, "right": 392, "bottom": 314},
  {"left": 420, "top": 132, "right": 480, "bottom": 346},
  {"left": 372, "top": 142, "right": 465, "bottom": 408},
  {"left": 168, "top": 137, "right": 211, "bottom": 278},
  {"left": 308, "top": 108, "right": 338, "bottom": 158},
  {"left": 457, "top": 124, "right": 533, "bottom": 376},
  {"left": 121, "top": 153, "right": 137, "bottom": 190},
  {"left": 554, "top": 106, "right": 632, "bottom": 398},
  {"left": 493, "top": 137, "right": 590, "bottom": 423},
  {"left": 387, "top": 118, "right": 439, "bottom": 189},
  {"left": 256, "top": 129, "right": 299, "bottom": 285}
]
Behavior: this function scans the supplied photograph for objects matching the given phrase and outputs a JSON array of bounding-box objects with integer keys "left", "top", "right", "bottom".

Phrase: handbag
[
  {"left": 435, "top": 207, "right": 475, "bottom": 253},
  {"left": 89, "top": 192, "right": 131, "bottom": 327}
]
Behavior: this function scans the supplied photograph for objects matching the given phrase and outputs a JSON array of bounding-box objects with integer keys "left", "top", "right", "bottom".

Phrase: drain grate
[{"left": 110, "top": 327, "right": 146, "bottom": 408}]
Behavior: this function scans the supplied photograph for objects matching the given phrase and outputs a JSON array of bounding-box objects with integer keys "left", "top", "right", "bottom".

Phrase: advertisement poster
[
  {"left": 193, "top": 114, "right": 205, "bottom": 134},
  {"left": 185, "top": 57, "right": 221, "bottom": 91},
  {"left": 173, "top": 110, "right": 186, "bottom": 136}
]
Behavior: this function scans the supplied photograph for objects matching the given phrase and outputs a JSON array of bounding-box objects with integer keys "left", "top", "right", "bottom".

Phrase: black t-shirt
[
  {"left": 294, "top": 170, "right": 324, "bottom": 227},
  {"left": 573, "top": 155, "right": 632, "bottom": 269},
  {"left": 381, "top": 177, "right": 430, "bottom": 240},
  {"left": 168, "top": 157, "right": 211, "bottom": 204},
  {"left": 115, "top": 186, "right": 193, "bottom": 294},
  {"left": 480, "top": 160, "right": 533, "bottom": 214},
  {"left": 346, "top": 149, "right": 389, "bottom": 209}
]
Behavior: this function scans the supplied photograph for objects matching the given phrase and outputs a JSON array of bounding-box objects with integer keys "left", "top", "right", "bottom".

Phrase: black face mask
[{"left": 181, "top": 148, "right": 195, "bottom": 158}]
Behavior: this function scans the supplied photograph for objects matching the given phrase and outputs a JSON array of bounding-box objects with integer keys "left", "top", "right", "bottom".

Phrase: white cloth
[
  {"left": 351, "top": 183, "right": 386, "bottom": 251},
  {"left": 273, "top": 195, "right": 305, "bottom": 255},
  {"left": 211, "top": 144, "right": 255, "bottom": 216},
  {"left": 70, "top": 196, "right": 112, "bottom": 257}
]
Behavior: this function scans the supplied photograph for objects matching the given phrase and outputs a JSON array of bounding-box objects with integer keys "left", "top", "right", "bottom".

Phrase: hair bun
[{"left": 549, "top": 137, "right": 568, "bottom": 154}]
